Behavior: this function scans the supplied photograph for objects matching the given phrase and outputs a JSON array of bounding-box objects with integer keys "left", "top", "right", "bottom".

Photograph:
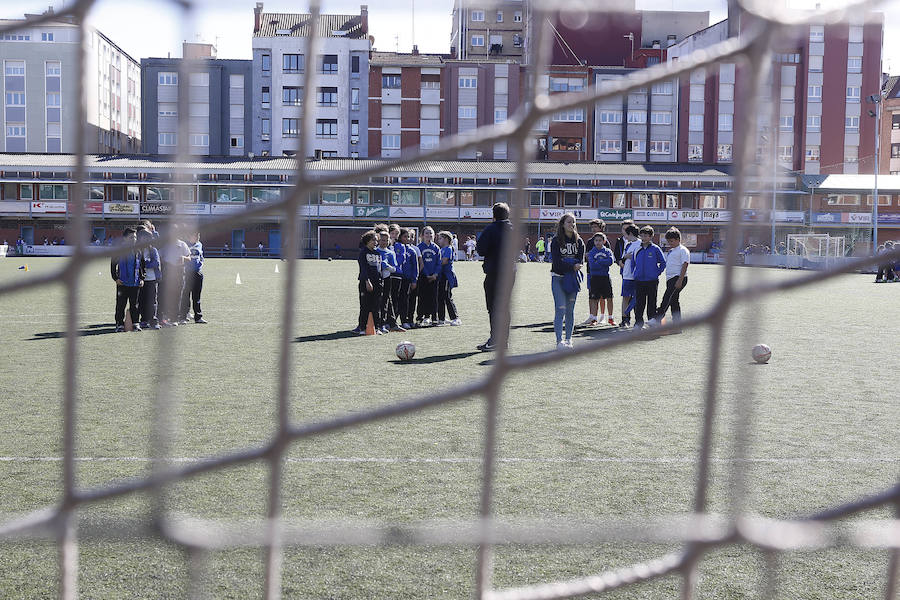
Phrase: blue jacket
[
  {"left": 186, "top": 241, "right": 203, "bottom": 273},
  {"left": 143, "top": 247, "right": 162, "bottom": 281},
  {"left": 111, "top": 251, "right": 144, "bottom": 287},
  {"left": 561, "top": 257, "right": 583, "bottom": 293},
  {"left": 418, "top": 241, "right": 440, "bottom": 277},
  {"left": 358, "top": 247, "right": 382, "bottom": 282},
  {"left": 377, "top": 246, "right": 397, "bottom": 278},
  {"left": 632, "top": 243, "right": 666, "bottom": 282},
  {"left": 439, "top": 245, "right": 458, "bottom": 288},
  {"left": 400, "top": 244, "right": 419, "bottom": 281},
  {"left": 587, "top": 246, "right": 614, "bottom": 277}
]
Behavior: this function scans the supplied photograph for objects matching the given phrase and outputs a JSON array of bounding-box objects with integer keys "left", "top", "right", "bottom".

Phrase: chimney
[
  {"left": 254, "top": 3, "right": 264, "bottom": 34},
  {"left": 360, "top": 5, "right": 369, "bottom": 35},
  {"left": 412, "top": 44, "right": 419, "bottom": 55},
  {"left": 652, "top": 40, "right": 660, "bottom": 49},
  {"left": 666, "top": 34, "right": 677, "bottom": 47}
]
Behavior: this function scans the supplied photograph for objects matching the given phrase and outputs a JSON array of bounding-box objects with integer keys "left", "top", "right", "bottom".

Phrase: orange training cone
[
  {"left": 365, "top": 312, "right": 376, "bottom": 336},
  {"left": 124, "top": 310, "right": 133, "bottom": 332}
]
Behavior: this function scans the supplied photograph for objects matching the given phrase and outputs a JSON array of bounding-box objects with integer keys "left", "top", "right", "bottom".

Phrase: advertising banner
[
  {"left": 847, "top": 212, "right": 872, "bottom": 224},
  {"left": 389, "top": 206, "right": 425, "bottom": 218},
  {"left": 811, "top": 212, "right": 872, "bottom": 225},
  {"left": 210, "top": 203, "right": 248, "bottom": 215},
  {"left": 597, "top": 209, "right": 632, "bottom": 221},
  {"left": 31, "top": 201, "right": 67, "bottom": 214},
  {"left": 140, "top": 202, "right": 174, "bottom": 215},
  {"left": 84, "top": 201, "right": 104, "bottom": 214},
  {"left": 460, "top": 207, "right": 494, "bottom": 219},
  {"left": 180, "top": 203, "right": 210, "bottom": 215},
  {"left": 668, "top": 209, "right": 703, "bottom": 222},
  {"left": 299, "top": 205, "right": 318, "bottom": 217},
  {"left": 353, "top": 205, "right": 388, "bottom": 219},
  {"left": 775, "top": 211, "right": 805, "bottom": 223},
  {"left": 532, "top": 207, "right": 595, "bottom": 221},
  {"left": 0, "top": 201, "right": 31, "bottom": 214},
  {"left": 24, "top": 245, "right": 75, "bottom": 256},
  {"left": 318, "top": 205, "right": 354, "bottom": 217},
  {"left": 877, "top": 213, "right": 900, "bottom": 224},
  {"left": 104, "top": 202, "right": 138, "bottom": 215},
  {"left": 425, "top": 206, "right": 460, "bottom": 219},
  {"left": 632, "top": 209, "right": 667, "bottom": 221},
  {"left": 702, "top": 210, "right": 731, "bottom": 222}
]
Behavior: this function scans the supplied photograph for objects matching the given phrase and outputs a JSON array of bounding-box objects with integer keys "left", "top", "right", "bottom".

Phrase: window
[
  {"left": 718, "top": 113, "right": 733, "bottom": 131},
  {"left": 321, "top": 55, "right": 338, "bottom": 73},
  {"left": 807, "top": 115, "right": 821, "bottom": 131},
  {"left": 261, "top": 86, "right": 270, "bottom": 108},
  {"left": 689, "top": 84, "right": 704, "bottom": 101},
  {"left": 6, "top": 124, "right": 25, "bottom": 137},
  {"left": 158, "top": 72, "right": 177, "bottom": 85},
  {"left": 2, "top": 34, "right": 31, "bottom": 41},
  {"left": 808, "top": 85, "right": 822, "bottom": 100},
  {"left": 689, "top": 114, "right": 703, "bottom": 132},
  {"left": 599, "top": 139, "right": 621, "bottom": 153},
  {"left": 892, "top": 143, "right": 900, "bottom": 159},
  {"left": 41, "top": 32, "right": 54, "bottom": 42},
  {"left": 190, "top": 134, "right": 209, "bottom": 147},
  {"left": 847, "top": 57, "right": 862, "bottom": 73},
  {"left": 650, "top": 112, "right": 672, "bottom": 125},
  {"left": 190, "top": 103, "right": 210, "bottom": 117},
  {"left": 382, "top": 74, "right": 401, "bottom": 89},
  {"left": 496, "top": 11, "right": 503, "bottom": 22},
  {"left": 158, "top": 132, "right": 176, "bottom": 146},
  {"left": 627, "top": 111, "right": 647, "bottom": 124},
  {"left": 46, "top": 92, "right": 61, "bottom": 107},
  {"left": 826, "top": 194, "right": 860, "bottom": 205},
  {"left": 189, "top": 72, "right": 209, "bottom": 86},
  {"left": 282, "top": 86, "right": 302, "bottom": 106},
  {"left": 230, "top": 74, "right": 244, "bottom": 89},
  {"left": 261, "top": 54, "right": 271, "bottom": 72},
  {"left": 866, "top": 194, "right": 892, "bottom": 206},
  {"left": 633, "top": 193, "right": 659, "bottom": 208},
  {"left": 688, "top": 144, "right": 703, "bottom": 160},
  {"left": 626, "top": 140, "right": 644, "bottom": 153},
  {"left": 459, "top": 76, "right": 477, "bottom": 88},
  {"left": 39, "top": 184, "right": 67, "bottom": 200},
  {"left": 215, "top": 187, "right": 246, "bottom": 203},
  {"left": 261, "top": 118, "right": 271, "bottom": 137},
  {"left": 351, "top": 55, "right": 360, "bottom": 75},
  {"left": 351, "top": 88, "right": 360, "bottom": 108},
  {"left": 425, "top": 190, "right": 455, "bottom": 205},
  {"left": 350, "top": 120, "right": 359, "bottom": 138},
  {"left": 701, "top": 194, "right": 725, "bottom": 208},
  {"left": 719, "top": 83, "right": 734, "bottom": 101},
  {"left": 494, "top": 107, "right": 507, "bottom": 124},
  {"left": 893, "top": 114, "right": 900, "bottom": 130},
  {"left": 458, "top": 106, "right": 477, "bottom": 119},
  {"left": 513, "top": 34, "right": 523, "bottom": 47},
  {"left": 317, "top": 87, "right": 337, "bottom": 106},
  {"left": 779, "top": 115, "right": 793, "bottom": 131},
  {"left": 283, "top": 54, "right": 303, "bottom": 73},
  {"left": 471, "top": 35, "right": 485, "bottom": 47},
  {"left": 422, "top": 78, "right": 440, "bottom": 90},
  {"left": 514, "top": 11, "right": 522, "bottom": 22},
  {"left": 809, "top": 55, "right": 823, "bottom": 72},
  {"left": 391, "top": 189, "right": 421, "bottom": 205},
  {"left": 471, "top": 10, "right": 484, "bottom": 21},
  {"left": 316, "top": 119, "right": 338, "bottom": 138},
  {"left": 552, "top": 137, "right": 583, "bottom": 151},
  {"left": 564, "top": 192, "right": 591, "bottom": 207},
  {"left": 717, "top": 144, "right": 733, "bottom": 161},
  {"left": 46, "top": 61, "right": 61, "bottom": 75},
  {"left": 230, "top": 135, "right": 244, "bottom": 149},
  {"left": 549, "top": 77, "right": 584, "bottom": 92},
  {"left": 421, "top": 135, "right": 440, "bottom": 150},
  {"left": 846, "top": 86, "right": 860, "bottom": 102},
  {"left": 806, "top": 146, "right": 820, "bottom": 161},
  {"left": 781, "top": 85, "right": 794, "bottom": 102},
  {"left": 599, "top": 111, "right": 622, "bottom": 124},
  {"left": 553, "top": 108, "right": 584, "bottom": 122},
  {"left": 5, "top": 92, "right": 25, "bottom": 106},
  {"left": 845, "top": 116, "right": 860, "bottom": 132},
  {"left": 778, "top": 146, "right": 793, "bottom": 161},
  {"left": 849, "top": 25, "right": 864, "bottom": 43},
  {"left": 652, "top": 82, "right": 673, "bottom": 95},
  {"left": 321, "top": 190, "right": 352, "bottom": 204},
  {"left": 282, "top": 118, "right": 299, "bottom": 137},
  {"left": 649, "top": 140, "right": 670, "bottom": 154},
  {"left": 809, "top": 25, "right": 824, "bottom": 42}
]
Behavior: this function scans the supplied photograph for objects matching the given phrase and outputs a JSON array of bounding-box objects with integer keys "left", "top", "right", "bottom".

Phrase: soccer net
[
  {"left": 787, "top": 234, "right": 846, "bottom": 260},
  {"left": 0, "top": 1, "right": 898, "bottom": 600}
]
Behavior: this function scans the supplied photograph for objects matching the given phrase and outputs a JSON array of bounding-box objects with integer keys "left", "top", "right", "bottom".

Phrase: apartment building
[
  {"left": 881, "top": 76, "right": 900, "bottom": 175},
  {"left": 251, "top": 3, "right": 370, "bottom": 158},
  {"left": 141, "top": 44, "right": 252, "bottom": 156},
  {"left": 1, "top": 8, "right": 140, "bottom": 154},
  {"left": 367, "top": 51, "right": 444, "bottom": 158},
  {"left": 450, "top": 0, "right": 528, "bottom": 61}
]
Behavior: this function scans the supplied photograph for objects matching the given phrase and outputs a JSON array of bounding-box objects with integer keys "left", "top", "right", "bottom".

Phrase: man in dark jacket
[
  {"left": 111, "top": 227, "right": 145, "bottom": 332},
  {"left": 475, "top": 202, "right": 513, "bottom": 351}
]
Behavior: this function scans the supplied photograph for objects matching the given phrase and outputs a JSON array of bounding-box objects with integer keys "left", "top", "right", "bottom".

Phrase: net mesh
[{"left": 1, "top": 1, "right": 899, "bottom": 599}]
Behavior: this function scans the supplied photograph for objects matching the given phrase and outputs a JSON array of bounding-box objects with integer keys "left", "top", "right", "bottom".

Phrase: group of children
[
  {"left": 875, "top": 241, "right": 900, "bottom": 282},
  {"left": 110, "top": 220, "right": 206, "bottom": 332},
  {"left": 355, "top": 223, "right": 460, "bottom": 335},
  {"left": 549, "top": 216, "right": 690, "bottom": 349}
]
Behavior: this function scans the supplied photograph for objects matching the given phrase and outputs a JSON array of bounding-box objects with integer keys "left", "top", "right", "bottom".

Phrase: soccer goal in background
[{"left": 787, "top": 233, "right": 846, "bottom": 268}]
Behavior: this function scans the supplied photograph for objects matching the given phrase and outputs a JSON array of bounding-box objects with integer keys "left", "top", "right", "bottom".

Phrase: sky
[{"left": 12, "top": 0, "right": 900, "bottom": 73}]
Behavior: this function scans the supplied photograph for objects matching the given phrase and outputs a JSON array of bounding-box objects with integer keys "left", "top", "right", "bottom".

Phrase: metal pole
[
  {"left": 873, "top": 96, "right": 880, "bottom": 250},
  {"left": 771, "top": 143, "right": 777, "bottom": 253}
]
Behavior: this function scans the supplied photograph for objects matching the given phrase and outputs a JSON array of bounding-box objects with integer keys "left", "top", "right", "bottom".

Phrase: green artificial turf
[{"left": 0, "top": 257, "right": 897, "bottom": 598}]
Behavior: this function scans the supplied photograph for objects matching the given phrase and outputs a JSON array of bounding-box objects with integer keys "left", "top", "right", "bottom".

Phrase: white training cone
[
  {"left": 274, "top": 264, "right": 279, "bottom": 273},
  {"left": 235, "top": 273, "right": 242, "bottom": 285}
]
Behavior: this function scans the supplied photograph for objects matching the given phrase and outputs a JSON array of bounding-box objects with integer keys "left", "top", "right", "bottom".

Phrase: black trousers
[
  {"left": 397, "top": 279, "right": 412, "bottom": 326},
  {"left": 115, "top": 285, "right": 140, "bottom": 326},
  {"left": 358, "top": 280, "right": 383, "bottom": 330},
  {"left": 416, "top": 275, "right": 437, "bottom": 321},
  {"left": 180, "top": 270, "right": 203, "bottom": 321},
  {"left": 405, "top": 279, "right": 417, "bottom": 324},
  {"left": 158, "top": 268, "right": 184, "bottom": 321},
  {"left": 657, "top": 275, "right": 687, "bottom": 322},
  {"left": 877, "top": 265, "right": 895, "bottom": 280},
  {"left": 387, "top": 276, "right": 402, "bottom": 326},
  {"left": 437, "top": 276, "right": 458, "bottom": 321},
  {"left": 139, "top": 280, "right": 159, "bottom": 325},
  {"left": 634, "top": 280, "right": 659, "bottom": 326},
  {"left": 483, "top": 272, "right": 514, "bottom": 343}
]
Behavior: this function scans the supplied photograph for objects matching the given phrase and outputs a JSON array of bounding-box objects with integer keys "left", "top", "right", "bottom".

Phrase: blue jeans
[{"left": 551, "top": 276, "right": 578, "bottom": 343}]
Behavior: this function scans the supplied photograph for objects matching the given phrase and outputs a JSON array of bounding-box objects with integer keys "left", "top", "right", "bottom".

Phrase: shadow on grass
[
  {"left": 391, "top": 351, "right": 481, "bottom": 365},
  {"left": 27, "top": 324, "right": 119, "bottom": 340},
  {"left": 294, "top": 330, "right": 358, "bottom": 343}
]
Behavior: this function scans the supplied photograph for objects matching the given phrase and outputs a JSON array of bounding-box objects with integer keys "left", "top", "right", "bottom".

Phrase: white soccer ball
[
  {"left": 752, "top": 343, "right": 771, "bottom": 364},
  {"left": 396, "top": 341, "right": 416, "bottom": 361}
]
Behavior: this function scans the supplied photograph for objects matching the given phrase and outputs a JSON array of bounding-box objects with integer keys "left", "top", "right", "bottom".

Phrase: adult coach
[{"left": 476, "top": 202, "right": 513, "bottom": 352}]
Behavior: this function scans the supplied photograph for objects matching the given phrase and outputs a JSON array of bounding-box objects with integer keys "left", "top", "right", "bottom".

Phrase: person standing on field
[{"left": 476, "top": 202, "right": 513, "bottom": 352}]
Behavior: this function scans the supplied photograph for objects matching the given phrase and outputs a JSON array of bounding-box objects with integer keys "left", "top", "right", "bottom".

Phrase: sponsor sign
[
  {"left": 460, "top": 207, "right": 494, "bottom": 219},
  {"left": 24, "top": 245, "right": 75, "bottom": 256},
  {"left": 532, "top": 207, "right": 595, "bottom": 220},
  {"left": 84, "top": 201, "right": 104, "bottom": 214},
  {"left": 31, "top": 201, "right": 67, "bottom": 214},
  {"left": 180, "top": 203, "right": 210, "bottom": 215},
  {"left": 210, "top": 203, "right": 248, "bottom": 215},
  {"left": 742, "top": 209, "right": 767, "bottom": 222},
  {"left": 425, "top": 206, "right": 460, "bottom": 219},
  {"left": 389, "top": 206, "right": 424, "bottom": 218},
  {"left": 632, "top": 209, "right": 667, "bottom": 221},
  {"left": 0, "top": 201, "right": 31, "bottom": 214},
  {"left": 318, "top": 205, "right": 354, "bottom": 217},
  {"left": 597, "top": 209, "right": 633, "bottom": 221},
  {"left": 299, "top": 205, "right": 318, "bottom": 217},
  {"left": 702, "top": 210, "right": 731, "bottom": 222},
  {"left": 847, "top": 212, "right": 872, "bottom": 224},
  {"left": 104, "top": 202, "right": 138, "bottom": 215},
  {"left": 140, "top": 202, "right": 173, "bottom": 215},
  {"left": 353, "top": 205, "right": 388, "bottom": 218},
  {"left": 668, "top": 209, "right": 703, "bottom": 222},
  {"left": 812, "top": 212, "right": 841, "bottom": 224},
  {"left": 775, "top": 211, "right": 805, "bottom": 223},
  {"left": 877, "top": 213, "right": 900, "bottom": 224}
]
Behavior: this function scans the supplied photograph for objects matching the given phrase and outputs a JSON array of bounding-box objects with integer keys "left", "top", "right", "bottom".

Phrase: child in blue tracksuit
[
  {"left": 586, "top": 232, "right": 615, "bottom": 326},
  {"left": 110, "top": 227, "right": 145, "bottom": 332},
  {"left": 417, "top": 226, "right": 440, "bottom": 326},
  {"left": 179, "top": 231, "right": 206, "bottom": 324},
  {"left": 436, "top": 231, "right": 460, "bottom": 325},
  {"left": 398, "top": 228, "right": 419, "bottom": 329},
  {"left": 354, "top": 230, "right": 383, "bottom": 334},
  {"left": 632, "top": 225, "right": 667, "bottom": 328},
  {"left": 388, "top": 224, "right": 406, "bottom": 331},
  {"left": 376, "top": 230, "right": 398, "bottom": 333},
  {"left": 137, "top": 227, "right": 162, "bottom": 329}
]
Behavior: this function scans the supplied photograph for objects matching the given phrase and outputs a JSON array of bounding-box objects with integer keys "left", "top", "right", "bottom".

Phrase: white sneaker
[
  {"left": 421, "top": 318, "right": 432, "bottom": 326},
  {"left": 578, "top": 316, "right": 596, "bottom": 327},
  {"left": 565, "top": 339, "right": 574, "bottom": 348},
  {"left": 435, "top": 320, "right": 446, "bottom": 326},
  {"left": 449, "top": 318, "right": 462, "bottom": 326},
  {"left": 557, "top": 341, "right": 568, "bottom": 351}
]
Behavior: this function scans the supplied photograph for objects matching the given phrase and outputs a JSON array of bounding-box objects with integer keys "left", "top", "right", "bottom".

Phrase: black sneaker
[
  {"left": 477, "top": 339, "right": 496, "bottom": 352},
  {"left": 195, "top": 318, "right": 208, "bottom": 324}
]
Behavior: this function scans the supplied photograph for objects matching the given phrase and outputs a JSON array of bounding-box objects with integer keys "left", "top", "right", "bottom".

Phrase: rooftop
[
  {"left": 369, "top": 51, "right": 445, "bottom": 67},
  {"left": 254, "top": 12, "right": 367, "bottom": 39}
]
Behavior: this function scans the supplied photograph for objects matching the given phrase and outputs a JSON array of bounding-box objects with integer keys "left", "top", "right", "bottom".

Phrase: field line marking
[{"left": 1, "top": 456, "right": 898, "bottom": 464}]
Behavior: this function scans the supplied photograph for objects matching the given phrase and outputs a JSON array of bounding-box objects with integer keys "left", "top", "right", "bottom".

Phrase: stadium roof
[{"left": 800, "top": 174, "right": 900, "bottom": 193}]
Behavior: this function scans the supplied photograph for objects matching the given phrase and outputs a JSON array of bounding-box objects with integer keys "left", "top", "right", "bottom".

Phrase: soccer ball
[
  {"left": 396, "top": 341, "right": 416, "bottom": 361},
  {"left": 752, "top": 343, "right": 771, "bottom": 364}
]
